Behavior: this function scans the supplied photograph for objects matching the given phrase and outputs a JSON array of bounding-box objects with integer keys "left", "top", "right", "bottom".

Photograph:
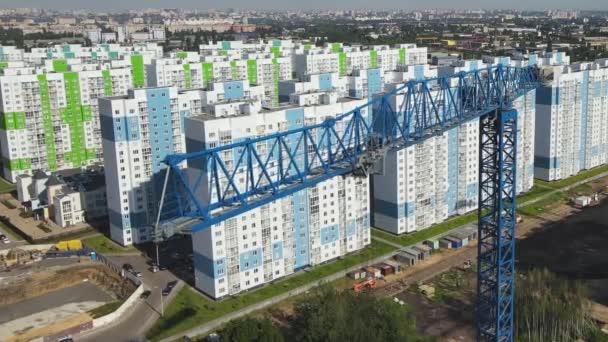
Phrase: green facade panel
[
  {"left": 202, "top": 62, "right": 214, "bottom": 88},
  {"left": 339, "top": 53, "right": 347, "bottom": 76},
  {"left": 130, "top": 54, "right": 145, "bottom": 88},
  {"left": 399, "top": 48, "right": 406, "bottom": 65},
  {"left": 272, "top": 58, "right": 280, "bottom": 107},
  {"left": 183, "top": 64, "right": 193, "bottom": 89},
  {"left": 53, "top": 59, "right": 68, "bottom": 72},
  {"left": 38, "top": 74, "right": 57, "bottom": 171},
  {"left": 230, "top": 61, "right": 238, "bottom": 80},
  {"left": 3, "top": 157, "right": 31, "bottom": 172},
  {"left": 247, "top": 59, "right": 258, "bottom": 85},
  {"left": 370, "top": 50, "right": 378, "bottom": 68},
  {"left": 176, "top": 52, "right": 188, "bottom": 59},
  {"left": 331, "top": 43, "right": 342, "bottom": 53},
  {"left": 102, "top": 70, "right": 113, "bottom": 96},
  {"left": 0, "top": 112, "right": 26, "bottom": 130},
  {"left": 271, "top": 47, "right": 281, "bottom": 58},
  {"left": 61, "top": 72, "right": 91, "bottom": 167}
]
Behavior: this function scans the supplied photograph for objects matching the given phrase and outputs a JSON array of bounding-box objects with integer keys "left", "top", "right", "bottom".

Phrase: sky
[{"left": 0, "top": 0, "right": 606, "bottom": 10}]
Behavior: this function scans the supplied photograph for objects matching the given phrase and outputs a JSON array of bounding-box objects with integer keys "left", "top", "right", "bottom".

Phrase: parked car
[
  {"left": 0, "top": 234, "right": 10, "bottom": 244},
  {"left": 57, "top": 337, "right": 74, "bottom": 342},
  {"left": 162, "top": 287, "right": 171, "bottom": 296},
  {"left": 140, "top": 290, "right": 151, "bottom": 299},
  {"left": 150, "top": 265, "right": 159, "bottom": 273},
  {"left": 167, "top": 280, "right": 178, "bottom": 289},
  {"left": 132, "top": 271, "right": 142, "bottom": 277},
  {"left": 122, "top": 263, "right": 134, "bottom": 271}
]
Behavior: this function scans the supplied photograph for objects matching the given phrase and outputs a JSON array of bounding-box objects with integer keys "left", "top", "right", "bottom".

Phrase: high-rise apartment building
[
  {"left": 535, "top": 59, "right": 608, "bottom": 180},
  {"left": 0, "top": 64, "right": 133, "bottom": 182}
]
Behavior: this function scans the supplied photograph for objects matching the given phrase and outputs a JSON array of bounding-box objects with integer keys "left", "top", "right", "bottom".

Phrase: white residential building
[
  {"left": 535, "top": 59, "right": 608, "bottom": 180},
  {"left": 185, "top": 98, "right": 371, "bottom": 299}
]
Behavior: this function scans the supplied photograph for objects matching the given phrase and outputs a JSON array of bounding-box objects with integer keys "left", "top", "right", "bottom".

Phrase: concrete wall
[{"left": 92, "top": 284, "right": 144, "bottom": 329}]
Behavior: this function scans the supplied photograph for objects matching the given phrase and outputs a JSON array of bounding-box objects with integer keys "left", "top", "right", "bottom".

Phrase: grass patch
[
  {"left": 517, "top": 192, "right": 567, "bottom": 216},
  {"left": 570, "top": 183, "right": 593, "bottom": 195},
  {"left": 535, "top": 164, "right": 608, "bottom": 189},
  {"left": 371, "top": 211, "right": 478, "bottom": 247},
  {"left": 0, "top": 219, "right": 21, "bottom": 240},
  {"left": 146, "top": 240, "right": 395, "bottom": 341},
  {"left": 0, "top": 177, "right": 15, "bottom": 194},
  {"left": 516, "top": 185, "right": 554, "bottom": 204},
  {"left": 88, "top": 301, "right": 123, "bottom": 318},
  {"left": 83, "top": 234, "right": 138, "bottom": 254}
]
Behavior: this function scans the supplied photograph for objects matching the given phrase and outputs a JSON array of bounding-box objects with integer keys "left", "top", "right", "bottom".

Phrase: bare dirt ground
[
  {"left": 396, "top": 195, "right": 608, "bottom": 341},
  {"left": 0, "top": 262, "right": 135, "bottom": 306}
]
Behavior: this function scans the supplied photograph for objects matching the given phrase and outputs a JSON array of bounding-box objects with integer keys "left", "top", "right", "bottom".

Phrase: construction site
[
  {"left": 252, "top": 175, "right": 608, "bottom": 342},
  {"left": 0, "top": 242, "right": 137, "bottom": 342}
]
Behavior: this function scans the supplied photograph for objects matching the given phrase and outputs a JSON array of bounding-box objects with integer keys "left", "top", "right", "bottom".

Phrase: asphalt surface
[
  {"left": 0, "top": 282, "right": 113, "bottom": 324},
  {"left": 77, "top": 253, "right": 180, "bottom": 342}
]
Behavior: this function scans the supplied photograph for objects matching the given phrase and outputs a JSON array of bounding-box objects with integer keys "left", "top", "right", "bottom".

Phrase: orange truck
[{"left": 353, "top": 278, "right": 377, "bottom": 293}]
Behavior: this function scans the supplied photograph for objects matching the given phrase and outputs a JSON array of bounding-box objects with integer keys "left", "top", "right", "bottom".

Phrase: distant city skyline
[{"left": 0, "top": 0, "right": 607, "bottom": 11}]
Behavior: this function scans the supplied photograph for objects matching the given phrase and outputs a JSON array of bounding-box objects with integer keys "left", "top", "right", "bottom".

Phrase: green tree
[
  {"left": 218, "top": 317, "right": 284, "bottom": 342},
  {"left": 290, "top": 286, "right": 426, "bottom": 342},
  {"left": 515, "top": 268, "right": 605, "bottom": 342}
]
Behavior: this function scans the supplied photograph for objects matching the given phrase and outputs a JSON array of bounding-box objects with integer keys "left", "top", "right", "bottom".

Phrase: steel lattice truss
[
  {"left": 153, "top": 64, "right": 539, "bottom": 342},
  {"left": 158, "top": 64, "right": 538, "bottom": 229},
  {"left": 478, "top": 110, "right": 518, "bottom": 342}
]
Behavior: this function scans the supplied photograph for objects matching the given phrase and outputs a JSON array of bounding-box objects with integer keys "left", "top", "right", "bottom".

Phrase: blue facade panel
[
  {"left": 346, "top": 220, "right": 357, "bottom": 237},
  {"left": 528, "top": 54, "right": 537, "bottom": 66},
  {"left": 580, "top": 71, "right": 589, "bottom": 167},
  {"left": 320, "top": 225, "right": 340, "bottom": 245},
  {"left": 318, "top": 73, "right": 333, "bottom": 91},
  {"left": 146, "top": 88, "right": 174, "bottom": 175},
  {"left": 125, "top": 116, "right": 140, "bottom": 141},
  {"left": 414, "top": 65, "right": 425, "bottom": 80},
  {"left": 469, "top": 60, "right": 478, "bottom": 71},
  {"left": 224, "top": 81, "right": 245, "bottom": 100},
  {"left": 272, "top": 242, "right": 283, "bottom": 260},
  {"left": 239, "top": 248, "right": 263, "bottom": 272},
  {"left": 367, "top": 69, "right": 382, "bottom": 96},
  {"left": 194, "top": 252, "right": 226, "bottom": 279},
  {"left": 534, "top": 156, "right": 560, "bottom": 169},
  {"left": 446, "top": 127, "right": 459, "bottom": 215},
  {"left": 286, "top": 108, "right": 310, "bottom": 269}
]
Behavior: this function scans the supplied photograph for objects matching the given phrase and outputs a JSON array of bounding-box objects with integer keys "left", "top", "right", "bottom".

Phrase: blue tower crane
[{"left": 154, "top": 64, "right": 539, "bottom": 342}]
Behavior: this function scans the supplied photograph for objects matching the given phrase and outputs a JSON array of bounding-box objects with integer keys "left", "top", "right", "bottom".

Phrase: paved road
[
  {"left": 0, "top": 282, "right": 112, "bottom": 324},
  {"left": 76, "top": 254, "right": 181, "bottom": 342}
]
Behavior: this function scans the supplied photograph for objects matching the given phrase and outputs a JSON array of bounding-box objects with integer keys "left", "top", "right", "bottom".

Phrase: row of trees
[
  {"left": 217, "top": 286, "right": 430, "bottom": 342},
  {"left": 515, "top": 268, "right": 607, "bottom": 342}
]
